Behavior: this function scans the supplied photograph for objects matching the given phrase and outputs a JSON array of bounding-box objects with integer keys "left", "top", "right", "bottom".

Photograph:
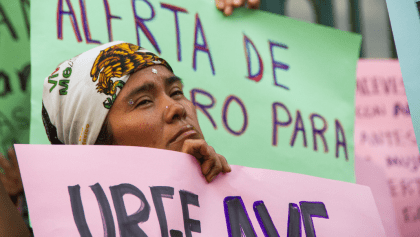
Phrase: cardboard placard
[
  {"left": 30, "top": 0, "right": 361, "bottom": 182},
  {"left": 16, "top": 144, "right": 385, "bottom": 236},
  {"left": 355, "top": 59, "right": 420, "bottom": 236}
]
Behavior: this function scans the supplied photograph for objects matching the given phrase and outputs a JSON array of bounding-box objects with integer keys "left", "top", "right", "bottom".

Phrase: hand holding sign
[
  {"left": 215, "top": 0, "right": 260, "bottom": 16},
  {"left": 0, "top": 147, "right": 23, "bottom": 200},
  {"left": 181, "top": 139, "right": 231, "bottom": 182},
  {"left": 0, "top": 177, "right": 30, "bottom": 237}
]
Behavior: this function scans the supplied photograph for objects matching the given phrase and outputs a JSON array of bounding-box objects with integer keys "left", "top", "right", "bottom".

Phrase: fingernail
[
  {"left": 210, "top": 175, "right": 216, "bottom": 182},
  {"left": 234, "top": 0, "right": 241, "bottom": 5},
  {"left": 224, "top": 6, "right": 232, "bottom": 16}
]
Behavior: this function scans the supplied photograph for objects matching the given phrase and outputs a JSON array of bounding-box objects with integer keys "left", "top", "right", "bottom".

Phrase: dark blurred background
[{"left": 260, "top": 0, "right": 397, "bottom": 58}]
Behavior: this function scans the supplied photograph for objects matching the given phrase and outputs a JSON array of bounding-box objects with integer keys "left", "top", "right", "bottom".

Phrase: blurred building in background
[{"left": 260, "top": 0, "right": 397, "bottom": 58}]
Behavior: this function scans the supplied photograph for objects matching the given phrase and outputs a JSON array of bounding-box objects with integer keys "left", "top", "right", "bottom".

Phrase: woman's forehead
[
  {"left": 122, "top": 66, "right": 182, "bottom": 96},
  {"left": 127, "top": 65, "right": 174, "bottom": 84}
]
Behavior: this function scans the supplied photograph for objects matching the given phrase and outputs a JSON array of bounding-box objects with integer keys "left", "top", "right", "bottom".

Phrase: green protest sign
[
  {"left": 30, "top": 0, "right": 361, "bottom": 182},
  {"left": 0, "top": 0, "right": 30, "bottom": 156}
]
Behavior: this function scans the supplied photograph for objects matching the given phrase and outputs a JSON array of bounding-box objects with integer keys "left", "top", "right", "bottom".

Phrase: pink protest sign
[
  {"left": 355, "top": 59, "right": 420, "bottom": 236},
  {"left": 15, "top": 145, "right": 384, "bottom": 236}
]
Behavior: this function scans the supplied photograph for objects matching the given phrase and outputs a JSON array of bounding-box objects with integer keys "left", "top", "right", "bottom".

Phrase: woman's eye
[
  {"left": 171, "top": 90, "right": 184, "bottom": 97},
  {"left": 137, "top": 99, "right": 152, "bottom": 106}
]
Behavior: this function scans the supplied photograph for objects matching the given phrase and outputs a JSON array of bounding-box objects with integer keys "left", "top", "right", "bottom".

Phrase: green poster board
[
  {"left": 0, "top": 1, "right": 30, "bottom": 156},
  {"left": 30, "top": 0, "right": 361, "bottom": 182}
]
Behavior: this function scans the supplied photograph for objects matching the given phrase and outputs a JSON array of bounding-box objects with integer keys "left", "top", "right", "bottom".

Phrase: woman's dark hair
[
  {"left": 44, "top": 101, "right": 114, "bottom": 145},
  {"left": 94, "top": 117, "right": 114, "bottom": 145}
]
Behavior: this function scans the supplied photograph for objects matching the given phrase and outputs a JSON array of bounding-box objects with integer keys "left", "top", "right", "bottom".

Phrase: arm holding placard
[
  {"left": 0, "top": 165, "right": 30, "bottom": 236},
  {"left": 0, "top": 148, "right": 24, "bottom": 203}
]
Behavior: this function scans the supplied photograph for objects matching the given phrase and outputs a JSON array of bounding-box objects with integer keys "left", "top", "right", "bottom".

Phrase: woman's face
[{"left": 107, "top": 65, "right": 204, "bottom": 151}]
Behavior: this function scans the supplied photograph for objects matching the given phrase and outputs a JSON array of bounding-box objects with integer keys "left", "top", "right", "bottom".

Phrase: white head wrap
[{"left": 42, "top": 41, "right": 172, "bottom": 145}]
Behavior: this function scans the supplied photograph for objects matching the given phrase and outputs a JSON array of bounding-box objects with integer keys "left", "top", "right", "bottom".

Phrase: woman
[
  {"left": 0, "top": 39, "right": 231, "bottom": 237},
  {"left": 42, "top": 41, "right": 231, "bottom": 182}
]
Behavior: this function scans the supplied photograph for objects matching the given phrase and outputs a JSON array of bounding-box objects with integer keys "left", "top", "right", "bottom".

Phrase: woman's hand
[
  {"left": 215, "top": 0, "right": 260, "bottom": 16},
  {"left": 182, "top": 139, "right": 231, "bottom": 183},
  {"left": 0, "top": 147, "right": 24, "bottom": 199}
]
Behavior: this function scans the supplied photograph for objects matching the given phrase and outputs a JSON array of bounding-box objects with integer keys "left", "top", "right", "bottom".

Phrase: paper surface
[
  {"left": 0, "top": 1, "right": 30, "bottom": 155},
  {"left": 30, "top": 0, "right": 361, "bottom": 182},
  {"left": 385, "top": 0, "right": 420, "bottom": 151},
  {"left": 15, "top": 144, "right": 384, "bottom": 236},
  {"left": 355, "top": 59, "right": 420, "bottom": 237}
]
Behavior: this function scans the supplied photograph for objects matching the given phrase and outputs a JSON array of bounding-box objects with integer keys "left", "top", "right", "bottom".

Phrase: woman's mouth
[{"left": 169, "top": 124, "right": 198, "bottom": 144}]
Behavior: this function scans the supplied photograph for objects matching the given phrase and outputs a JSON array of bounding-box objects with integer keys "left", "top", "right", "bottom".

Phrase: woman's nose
[{"left": 164, "top": 101, "right": 187, "bottom": 123}]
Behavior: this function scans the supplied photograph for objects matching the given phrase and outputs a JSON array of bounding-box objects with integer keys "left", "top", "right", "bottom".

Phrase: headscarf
[{"left": 42, "top": 41, "right": 172, "bottom": 145}]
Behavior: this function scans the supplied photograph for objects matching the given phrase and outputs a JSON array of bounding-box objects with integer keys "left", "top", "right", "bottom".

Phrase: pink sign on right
[{"left": 355, "top": 59, "right": 420, "bottom": 236}]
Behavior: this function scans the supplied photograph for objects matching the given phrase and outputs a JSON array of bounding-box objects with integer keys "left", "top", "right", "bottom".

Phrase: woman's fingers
[
  {"left": 219, "top": 154, "right": 231, "bottom": 173},
  {"left": 204, "top": 154, "right": 230, "bottom": 182},
  {"left": 181, "top": 139, "right": 230, "bottom": 182},
  {"left": 224, "top": 0, "right": 233, "bottom": 16},
  {"left": 201, "top": 155, "right": 215, "bottom": 176},
  {"left": 215, "top": 0, "right": 225, "bottom": 10},
  {"left": 216, "top": 0, "right": 259, "bottom": 15},
  {"left": 181, "top": 139, "right": 205, "bottom": 159},
  {"left": 205, "top": 155, "right": 222, "bottom": 182},
  {"left": 218, "top": 0, "right": 243, "bottom": 16},
  {"left": 233, "top": 0, "right": 246, "bottom": 7},
  {"left": 247, "top": 0, "right": 260, "bottom": 9}
]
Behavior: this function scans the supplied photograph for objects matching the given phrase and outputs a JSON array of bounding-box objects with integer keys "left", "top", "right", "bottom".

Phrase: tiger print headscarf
[{"left": 42, "top": 41, "right": 173, "bottom": 145}]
